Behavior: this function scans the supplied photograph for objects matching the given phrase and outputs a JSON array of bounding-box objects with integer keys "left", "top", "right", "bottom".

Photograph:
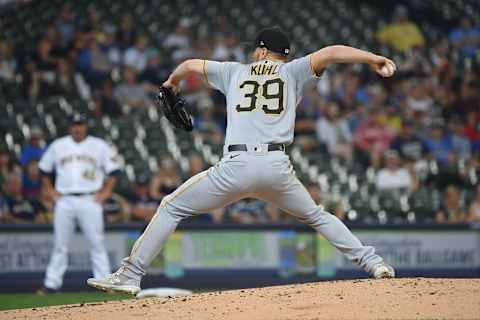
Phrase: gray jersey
[{"left": 204, "top": 56, "right": 317, "bottom": 145}]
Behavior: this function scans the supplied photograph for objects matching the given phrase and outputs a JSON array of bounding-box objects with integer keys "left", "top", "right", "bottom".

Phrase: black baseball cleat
[{"left": 36, "top": 286, "right": 59, "bottom": 295}]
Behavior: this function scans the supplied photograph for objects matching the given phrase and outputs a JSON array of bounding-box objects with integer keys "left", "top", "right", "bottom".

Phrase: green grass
[{"left": 0, "top": 292, "right": 132, "bottom": 311}]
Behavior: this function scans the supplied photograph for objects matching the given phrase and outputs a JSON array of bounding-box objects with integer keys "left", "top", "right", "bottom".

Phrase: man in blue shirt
[
  {"left": 424, "top": 125, "right": 452, "bottom": 165},
  {"left": 20, "top": 127, "right": 45, "bottom": 168},
  {"left": 449, "top": 18, "right": 480, "bottom": 57}
]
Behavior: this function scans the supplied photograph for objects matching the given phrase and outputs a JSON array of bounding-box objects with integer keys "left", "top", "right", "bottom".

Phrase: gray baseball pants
[{"left": 122, "top": 145, "right": 383, "bottom": 278}]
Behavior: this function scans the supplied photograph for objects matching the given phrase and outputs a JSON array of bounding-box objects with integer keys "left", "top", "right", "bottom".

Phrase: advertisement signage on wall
[
  {"left": 0, "top": 232, "right": 128, "bottom": 272},
  {"left": 0, "top": 229, "right": 478, "bottom": 277},
  {"left": 335, "top": 231, "right": 480, "bottom": 270}
]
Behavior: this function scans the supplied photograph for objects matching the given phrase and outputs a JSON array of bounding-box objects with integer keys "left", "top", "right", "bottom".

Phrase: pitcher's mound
[{"left": 3, "top": 278, "right": 480, "bottom": 320}]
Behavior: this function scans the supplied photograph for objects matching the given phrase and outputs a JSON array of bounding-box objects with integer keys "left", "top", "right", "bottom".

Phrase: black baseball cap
[
  {"left": 254, "top": 27, "right": 290, "bottom": 56},
  {"left": 69, "top": 113, "right": 88, "bottom": 125}
]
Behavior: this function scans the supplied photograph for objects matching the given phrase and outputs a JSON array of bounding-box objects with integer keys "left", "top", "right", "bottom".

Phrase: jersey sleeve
[
  {"left": 284, "top": 55, "right": 321, "bottom": 97},
  {"left": 102, "top": 142, "right": 121, "bottom": 174},
  {"left": 38, "top": 143, "right": 55, "bottom": 173},
  {"left": 204, "top": 60, "right": 238, "bottom": 94}
]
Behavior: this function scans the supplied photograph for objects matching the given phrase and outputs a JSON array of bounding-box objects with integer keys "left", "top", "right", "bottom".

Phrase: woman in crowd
[
  {"left": 435, "top": 185, "right": 466, "bottom": 224},
  {"left": 467, "top": 186, "right": 480, "bottom": 223}
]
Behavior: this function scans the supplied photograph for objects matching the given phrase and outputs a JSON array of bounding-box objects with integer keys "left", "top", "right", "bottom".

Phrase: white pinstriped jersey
[{"left": 205, "top": 55, "right": 317, "bottom": 145}]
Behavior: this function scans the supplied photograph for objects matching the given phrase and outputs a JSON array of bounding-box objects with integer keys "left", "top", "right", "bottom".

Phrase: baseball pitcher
[
  {"left": 38, "top": 114, "right": 120, "bottom": 293},
  {"left": 88, "top": 27, "right": 397, "bottom": 295}
]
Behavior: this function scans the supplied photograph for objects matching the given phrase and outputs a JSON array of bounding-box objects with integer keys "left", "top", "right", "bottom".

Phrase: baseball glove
[{"left": 156, "top": 86, "right": 193, "bottom": 131}]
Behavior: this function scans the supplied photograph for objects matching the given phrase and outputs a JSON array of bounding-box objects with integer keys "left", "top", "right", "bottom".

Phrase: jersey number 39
[{"left": 236, "top": 78, "right": 284, "bottom": 115}]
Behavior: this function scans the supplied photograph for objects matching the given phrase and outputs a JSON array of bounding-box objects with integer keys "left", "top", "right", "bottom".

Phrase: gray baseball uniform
[{"left": 121, "top": 56, "right": 384, "bottom": 278}]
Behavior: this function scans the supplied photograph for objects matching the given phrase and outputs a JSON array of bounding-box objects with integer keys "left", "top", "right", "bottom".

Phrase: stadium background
[{"left": 0, "top": 0, "right": 479, "bottom": 306}]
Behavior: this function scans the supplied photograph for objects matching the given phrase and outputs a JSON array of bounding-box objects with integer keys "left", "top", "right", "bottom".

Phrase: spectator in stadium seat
[
  {"left": 150, "top": 157, "right": 181, "bottom": 200},
  {"left": 347, "top": 103, "right": 369, "bottom": 133},
  {"left": 128, "top": 175, "right": 159, "bottom": 222},
  {"left": 335, "top": 70, "right": 369, "bottom": 110},
  {"left": 429, "top": 152, "right": 466, "bottom": 190},
  {"left": 20, "top": 127, "right": 45, "bottom": 168},
  {"left": 84, "top": 5, "right": 102, "bottom": 33},
  {"left": 34, "top": 38, "right": 57, "bottom": 75},
  {"left": 424, "top": 124, "right": 452, "bottom": 165},
  {"left": 430, "top": 40, "right": 453, "bottom": 81},
  {"left": 405, "top": 80, "right": 434, "bottom": 121},
  {"left": 21, "top": 59, "right": 40, "bottom": 101},
  {"left": 225, "top": 198, "right": 278, "bottom": 224},
  {"left": 354, "top": 108, "right": 394, "bottom": 167},
  {"left": 212, "top": 33, "right": 246, "bottom": 62},
  {"left": 467, "top": 186, "right": 480, "bottom": 223},
  {"left": 295, "top": 83, "right": 322, "bottom": 137},
  {"left": 76, "top": 35, "right": 111, "bottom": 85},
  {"left": 95, "top": 80, "right": 123, "bottom": 118},
  {"left": 449, "top": 17, "right": 480, "bottom": 57},
  {"left": 375, "top": 150, "right": 418, "bottom": 192},
  {"left": 376, "top": 5, "right": 425, "bottom": 53},
  {"left": 0, "top": 149, "right": 21, "bottom": 192},
  {"left": 124, "top": 36, "right": 149, "bottom": 73},
  {"left": 1, "top": 173, "right": 46, "bottom": 224},
  {"left": 390, "top": 120, "right": 428, "bottom": 162},
  {"left": 0, "top": 195, "right": 5, "bottom": 223},
  {"left": 31, "top": 39, "right": 57, "bottom": 98},
  {"left": 101, "top": 24, "right": 122, "bottom": 67},
  {"left": 453, "top": 81, "right": 480, "bottom": 117},
  {"left": 35, "top": 38, "right": 57, "bottom": 96},
  {"left": 43, "top": 24, "right": 65, "bottom": 59},
  {"left": 140, "top": 49, "right": 169, "bottom": 87},
  {"left": 116, "top": 14, "right": 136, "bottom": 50},
  {"left": 0, "top": 39, "right": 17, "bottom": 82},
  {"left": 306, "top": 183, "right": 346, "bottom": 221},
  {"left": 450, "top": 118, "right": 471, "bottom": 160},
  {"left": 22, "top": 159, "right": 41, "bottom": 198},
  {"left": 55, "top": 5, "right": 76, "bottom": 43},
  {"left": 38, "top": 186, "right": 54, "bottom": 223},
  {"left": 113, "top": 67, "right": 152, "bottom": 110},
  {"left": 464, "top": 111, "right": 480, "bottom": 144},
  {"left": 167, "top": 18, "right": 193, "bottom": 63},
  {"left": 195, "top": 108, "right": 225, "bottom": 144},
  {"left": 380, "top": 105, "right": 402, "bottom": 135},
  {"left": 103, "top": 193, "right": 130, "bottom": 224},
  {"left": 316, "top": 103, "right": 353, "bottom": 163},
  {"left": 188, "top": 153, "right": 207, "bottom": 177},
  {"left": 435, "top": 185, "right": 466, "bottom": 224},
  {"left": 164, "top": 19, "right": 191, "bottom": 52},
  {"left": 49, "top": 58, "right": 78, "bottom": 97}
]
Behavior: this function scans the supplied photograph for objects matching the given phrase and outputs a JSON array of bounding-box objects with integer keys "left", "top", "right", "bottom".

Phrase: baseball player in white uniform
[
  {"left": 88, "top": 27, "right": 397, "bottom": 295},
  {"left": 38, "top": 113, "right": 120, "bottom": 293}
]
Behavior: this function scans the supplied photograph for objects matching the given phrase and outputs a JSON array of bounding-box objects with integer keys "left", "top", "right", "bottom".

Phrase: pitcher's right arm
[{"left": 309, "top": 45, "right": 396, "bottom": 77}]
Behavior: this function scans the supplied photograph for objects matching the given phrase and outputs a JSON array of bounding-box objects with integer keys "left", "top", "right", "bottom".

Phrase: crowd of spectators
[{"left": 0, "top": 3, "right": 479, "bottom": 225}]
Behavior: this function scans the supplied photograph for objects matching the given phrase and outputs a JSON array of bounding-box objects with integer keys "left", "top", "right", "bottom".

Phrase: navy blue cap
[
  {"left": 135, "top": 174, "right": 150, "bottom": 185},
  {"left": 254, "top": 27, "right": 290, "bottom": 56},
  {"left": 69, "top": 113, "right": 88, "bottom": 125}
]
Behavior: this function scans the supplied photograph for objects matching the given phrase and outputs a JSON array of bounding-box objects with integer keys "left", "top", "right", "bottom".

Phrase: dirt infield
[{"left": 2, "top": 278, "right": 479, "bottom": 320}]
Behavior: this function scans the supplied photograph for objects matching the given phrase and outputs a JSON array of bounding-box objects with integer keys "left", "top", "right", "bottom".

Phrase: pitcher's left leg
[
  {"left": 88, "top": 160, "right": 249, "bottom": 294},
  {"left": 123, "top": 168, "right": 246, "bottom": 278}
]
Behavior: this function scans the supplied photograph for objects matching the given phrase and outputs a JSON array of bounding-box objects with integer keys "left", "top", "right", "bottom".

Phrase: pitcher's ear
[{"left": 261, "top": 47, "right": 269, "bottom": 59}]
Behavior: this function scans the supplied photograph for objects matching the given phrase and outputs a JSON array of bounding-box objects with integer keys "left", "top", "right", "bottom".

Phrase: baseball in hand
[{"left": 379, "top": 62, "right": 396, "bottom": 77}]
